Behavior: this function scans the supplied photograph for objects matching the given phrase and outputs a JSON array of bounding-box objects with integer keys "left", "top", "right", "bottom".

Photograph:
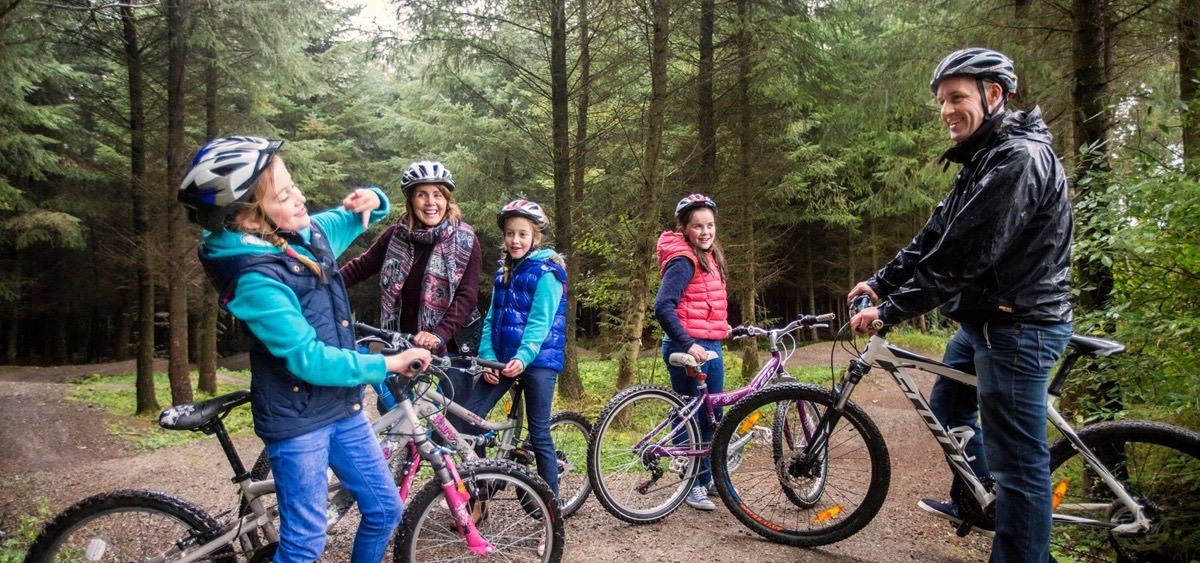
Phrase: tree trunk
[
  {"left": 114, "top": 302, "right": 133, "bottom": 361},
  {"left": 196, "top": 56, "right": 220, "bottom": 395},
  {"left": 694, "top": 0, "right": 716, "bottom": 191},
  {"left": 122, "top": 3, "right": 159, "bottom": 415},
  {"left": 1182, "top": 0, "right": 1200, "bottom": 177},
  {"left": 550, "top": 0, "right": 581, "bottom": 400},
  {"left": 1071, "top": 0, "right": 1113, "bottom": 316},
  {"left": 735, "top": 0, "right": 760, "bottom": 378},
  {"left": 616, "top": 0, "right": 670, "bottom": 392},
  {"left": 558, "top": 0, "right": 589, "bottom": 401},
  {"left": 166, "top": 0, "right": 192, "bottom": 405}
]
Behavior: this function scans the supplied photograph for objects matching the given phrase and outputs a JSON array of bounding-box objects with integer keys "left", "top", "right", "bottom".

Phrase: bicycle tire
[
  {"left": 711, "top": 383, "right": 891, "bottom": 547},
  {"left": 1048, "top": 419, "right": 1200, "bottom": 562},
  {"left": 543, "top": 410, "right": 592, "bottom": 517},
  {"left": 24, "top": 489, "right": 232, "bottom": 563},
  {"left": 586, "top": 384, "right": 701, "bottom": 524},
  {"left": 394, "top": 458, "right": 564, "bottom": 562},
  {"left": 771, "top": 398, "right": 829, "bottom": 508}
]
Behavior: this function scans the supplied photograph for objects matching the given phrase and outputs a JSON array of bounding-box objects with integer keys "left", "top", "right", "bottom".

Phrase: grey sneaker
[
  {"left": 685, "top": 485, "right": 716, "bottom": 511},
  {"left": 917, "top": 498, "right": 994, "bottom": 536}
]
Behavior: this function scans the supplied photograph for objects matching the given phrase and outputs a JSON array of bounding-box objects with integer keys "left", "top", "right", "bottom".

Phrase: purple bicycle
[{"left": 585, "top": 313, "right": 835, "bottom": 524}]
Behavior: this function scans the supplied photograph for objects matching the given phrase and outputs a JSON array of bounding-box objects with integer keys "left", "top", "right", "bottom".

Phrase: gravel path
[{"left": 0, "top": 348, "right": 989, "bottom": 562}]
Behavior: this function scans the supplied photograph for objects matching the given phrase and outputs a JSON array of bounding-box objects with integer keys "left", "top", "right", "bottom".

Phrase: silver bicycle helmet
[
  {"left": 496, "top": 199, "right": 549, "bottom": 232},
  {"left": 930, "top": 48, "right": 1018, "bottom": 96},
  {"left": 178, "top": 136, "right": 282, "bottom": 231},
  {"left": 401, "top": 161, "right": 455, "bottom": 196}
]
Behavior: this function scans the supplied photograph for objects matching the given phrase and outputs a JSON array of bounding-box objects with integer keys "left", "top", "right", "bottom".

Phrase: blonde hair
[
  {"left": 676, "top": 207, "right": 726, "bottom": 279},
  {"left": 403, "top": 184, "right": 462, "bottom": 230},
  {"left": 231, "top": 157, "right": 323, "bottom": 277},
  {"left": 498, "top": 216, "right": 545, "bottom": 284}
]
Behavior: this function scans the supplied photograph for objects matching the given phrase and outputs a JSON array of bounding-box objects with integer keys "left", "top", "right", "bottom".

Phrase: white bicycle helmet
[
  {"left": 496, "top": 199, "right": 549, "bottom": 232},
  {"left": 401, "top": 161, "right": 455, "bottom": 196},
  {"left": 178, "top": 136, "right": 282, "bottom": 231},
  {"left": 674, "top": 193, "right": 716, "bottom": 220}
]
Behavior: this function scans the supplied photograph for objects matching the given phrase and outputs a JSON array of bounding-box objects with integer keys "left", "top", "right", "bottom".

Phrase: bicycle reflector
[
  {"left": 1052, "top": 478, "right": 1070, "bottom": 509},
  {"left": 813, "top": 505, "right": 844, "bottom": 523},
  {"left": 738, "top": 411, "right": 764, "bottom": 435}
]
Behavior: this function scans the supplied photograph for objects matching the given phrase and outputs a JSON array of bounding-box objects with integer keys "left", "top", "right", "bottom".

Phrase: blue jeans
[
  {"left": 929, "top": 321, "right": 1071, "bottom": 563},
  {"left": 266, "top": 413, "right": 402, "bottom": 563},
  {"left": 663, "top": 338, "right": 724, "bottom": 487},
  {"left": 463, "top": 366, "right": 559, "bottom": 497}
]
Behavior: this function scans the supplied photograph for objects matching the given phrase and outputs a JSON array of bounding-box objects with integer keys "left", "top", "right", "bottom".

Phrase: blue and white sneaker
[{"left": 686, "top": 485, "right": 716, "bottom": 511}]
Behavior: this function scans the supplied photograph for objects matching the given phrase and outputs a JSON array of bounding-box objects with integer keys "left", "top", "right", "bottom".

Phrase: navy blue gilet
[
  {"left": 489, "top": 256, "right": 568, "bottom": 371},
  {"left": 199, "top": 224, "right": 363, "bottom": 442}
]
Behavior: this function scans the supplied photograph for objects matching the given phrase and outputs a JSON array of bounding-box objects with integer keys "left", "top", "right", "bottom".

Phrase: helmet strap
[{"left": 977, "top": 79, "right": 1006, "bottom": 118}]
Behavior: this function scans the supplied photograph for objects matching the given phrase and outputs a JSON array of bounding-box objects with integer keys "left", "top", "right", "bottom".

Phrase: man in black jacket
[{"left": 847, "top": 48, "right": 1073, "bottom": 562}]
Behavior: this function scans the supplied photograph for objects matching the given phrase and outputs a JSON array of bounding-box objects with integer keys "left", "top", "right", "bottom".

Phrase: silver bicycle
[{"left": 708, "top": 303, "right": 1200, "bottom": 561}]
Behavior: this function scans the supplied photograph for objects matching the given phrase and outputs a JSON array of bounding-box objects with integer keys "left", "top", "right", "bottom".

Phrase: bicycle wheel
[
  {"left": 545, "top": 410, "right": 592, "bottom": 517},
  {"left": 1048, "top": 420, "right": 1200, "bottom": 562},
  {"left": 394, "top": 458, "right": 564, "bottom": 562},
  {"left": 710, "top": 383, "right": 891, "bottom": 547},
  {"left": 772, "top": 398, "right": 829, "bottom": 508},
  {"left": 586, "top": 384, "right": 701, "bottom": 524},
  {"left": 24, "top": 490, "right": 232, "bottom": 563}
]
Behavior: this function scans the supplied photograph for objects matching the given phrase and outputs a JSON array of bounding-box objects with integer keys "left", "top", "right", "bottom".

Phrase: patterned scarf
[{"left": 378, "top": 214, "right": 475, "bottom": 332}]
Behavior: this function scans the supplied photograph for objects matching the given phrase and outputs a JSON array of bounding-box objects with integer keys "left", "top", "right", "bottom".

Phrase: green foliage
[
  {"left": 0, "top": 498, "right": 51, "bottom": 563},
  {"left": 3, "top": 210, "right": 86, "bottom": 250},
  {"left": 66, "top": 371, "right": 254, "bottom": 450}
]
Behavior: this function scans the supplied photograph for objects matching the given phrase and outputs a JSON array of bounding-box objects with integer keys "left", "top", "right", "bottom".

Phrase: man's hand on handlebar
[
  {"left": 846, "top": 281, "right": 879, "bottom": 305},
  {"left": 849, "top": 307, "right": 884, "bottom": 336},
  {"left": 385, "top": 348, "right": 432, "bottom": 378}
]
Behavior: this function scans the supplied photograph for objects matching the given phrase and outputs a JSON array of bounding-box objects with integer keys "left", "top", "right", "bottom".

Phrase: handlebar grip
[
  {"left": 355, "top": 321, "right": 389, "bottom": 339},
  {"left": 451, "top": 356, "right": 509, "bottom": 371},
  {"left": 408, "top": 359, "right": 426, "bottom": 374},
  {"left": 869, "top": 319, "right": 884, "bottom": 330},
  {"left": 815, "top": 313, "right": 836, "bottom": 322},
  {"left": 730, "top": 326, "right": 749, "bottom": 338}
]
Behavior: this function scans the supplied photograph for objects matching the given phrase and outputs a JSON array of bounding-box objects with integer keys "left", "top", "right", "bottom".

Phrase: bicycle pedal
[{"left": 954, "top": 521, "right": 973, "bottom": 537}]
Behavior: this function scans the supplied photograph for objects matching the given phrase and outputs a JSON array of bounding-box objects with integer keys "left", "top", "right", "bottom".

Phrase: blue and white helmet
[
  {"left": 401, "top": 160, "right": 455, "bottom": 196},
  {"left": 178, "top": 136, "right": 282, "bottom": 231},
  {"left": 674, "top": 193, "right": 716, "bottom": 220}
]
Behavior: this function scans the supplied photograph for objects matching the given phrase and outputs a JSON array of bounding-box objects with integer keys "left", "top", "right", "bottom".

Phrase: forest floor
[{"left": 0, "top": 346, "right": 990, "bottom": 562}]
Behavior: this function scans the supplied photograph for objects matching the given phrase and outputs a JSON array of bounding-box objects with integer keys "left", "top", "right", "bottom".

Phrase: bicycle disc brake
[{"left": 777, "top": 449, "right": 822, "bottom": 490}]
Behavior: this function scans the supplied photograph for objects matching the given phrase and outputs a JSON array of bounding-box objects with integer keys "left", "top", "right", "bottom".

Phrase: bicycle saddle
[
  {"left": 159, "top": 389, "right": 252, "bottom": 431},
  {"left": 668, "top": 350, "right": 719, "bottom": 368},
  {"left": 1068, "top": 334, "right": 1125, "bottom": 357}
]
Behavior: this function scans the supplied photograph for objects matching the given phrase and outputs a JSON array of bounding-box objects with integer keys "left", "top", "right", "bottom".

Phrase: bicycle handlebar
[
  {"left": 848, "top": 295, "right": 885, "bottom": 331},
  {"left": 355, "top": 321, "right": 508, "bottom": 373},
  {"left": 731, "top": 313, "right": 836, "bottom": 339}
]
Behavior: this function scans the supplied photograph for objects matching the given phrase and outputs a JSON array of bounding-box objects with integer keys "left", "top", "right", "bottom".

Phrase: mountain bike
[
  {"left": 24, "top": 339, "right": 565, "bottom": 563},
  {"left": 707, "top": 301, "right": 1200, "bottom": 562},
  {"left": 586, "top": 313, "right": 835, "bottom": 524}
]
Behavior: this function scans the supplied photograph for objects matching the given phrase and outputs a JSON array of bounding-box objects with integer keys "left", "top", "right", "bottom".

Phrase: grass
[
  {"left": 0, "top": 499, "right": 51, "bottom": 563},
  {"left": 66, "top": 371, "right": 254, "bottom": 450}
]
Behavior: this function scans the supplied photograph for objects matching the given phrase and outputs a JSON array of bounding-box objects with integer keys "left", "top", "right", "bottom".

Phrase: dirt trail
[{"left": 0, "top": 348, "right": 989, "bottom": 562}]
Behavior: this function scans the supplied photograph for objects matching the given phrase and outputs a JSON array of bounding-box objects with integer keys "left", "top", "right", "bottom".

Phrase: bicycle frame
[
  {"left": 638, "top": 319, "right": 811, "bottom": 461},
  {"left": 829, "top": 334, "right": 1152, "bottom": 535}
]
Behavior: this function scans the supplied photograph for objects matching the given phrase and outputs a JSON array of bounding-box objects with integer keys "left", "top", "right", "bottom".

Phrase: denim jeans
[
  {"left": 663, "top": 338, "right": 724, "bottom": 487},
  {"left": 929, "top": 321, "right": 1072, "bottom": 563},
  {"left": 266, "top": 413, "right": 402, "bottom": 563},
  {"left": 463, "top": 366, "right": 559, "bottom": 497}
]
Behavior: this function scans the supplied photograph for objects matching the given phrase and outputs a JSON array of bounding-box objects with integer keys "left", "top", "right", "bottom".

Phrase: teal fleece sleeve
[
  {"left": 478, "top": 296, "right": 497, "bottom": 362},
  {"left": 512, "top": 273, "right": 564, "bottom": 368},
  {"left": 226, "top": 272, "right": 387, "bottom": 386},
  {"left": 310, "top": 187, "right": 390, "bottom": 258}
]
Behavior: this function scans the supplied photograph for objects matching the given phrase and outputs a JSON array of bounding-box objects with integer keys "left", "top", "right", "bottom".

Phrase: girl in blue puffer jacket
[{"left": 463, "top": 199, "right": 567, "bottom": 505}]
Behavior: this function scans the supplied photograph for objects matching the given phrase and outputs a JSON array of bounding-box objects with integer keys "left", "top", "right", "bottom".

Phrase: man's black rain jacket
[{"left": 867, "top": 106, "right": 1074, "bottom": 325}]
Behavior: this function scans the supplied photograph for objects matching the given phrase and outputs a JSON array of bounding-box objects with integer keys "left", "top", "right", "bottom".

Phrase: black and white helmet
[
  {"left": 930, "top": 48, "right": 1018, "bottom": 98},
  {"left": 674, "top": 193, "right": 717, "bottom": 220},
  {"left": 178, "top": 136, "right": 282, "bottom": 231},
  {"left": 497, "top": 199, "right": 549, "bottom": 232},
  {"left": 401, "top": 160, "right": 455, "bottom": 196}
]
